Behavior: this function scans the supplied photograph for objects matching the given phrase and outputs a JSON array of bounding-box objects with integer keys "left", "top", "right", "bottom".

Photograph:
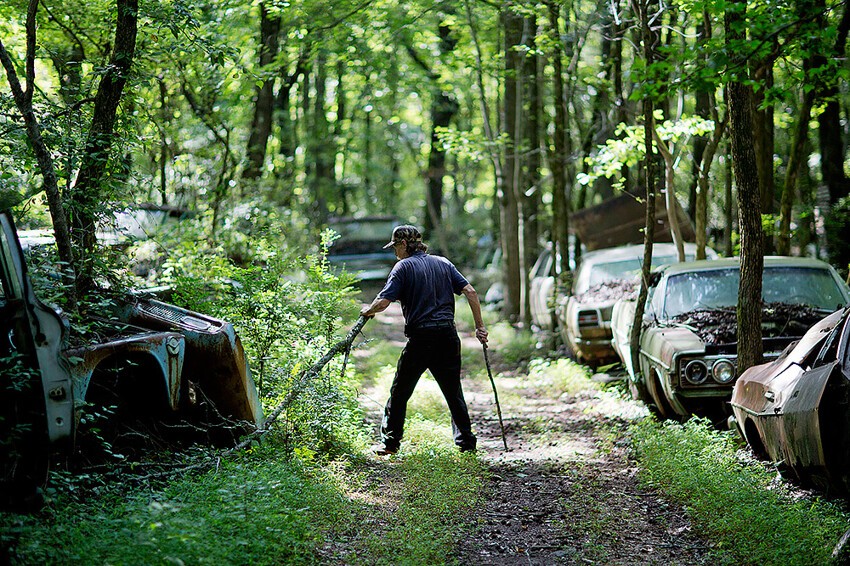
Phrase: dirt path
[{"left": 357, "top": 304, "right": 714, "bottom": 565}]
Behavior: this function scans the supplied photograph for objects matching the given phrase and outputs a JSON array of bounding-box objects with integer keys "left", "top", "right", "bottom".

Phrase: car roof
[
  {"left": 579, "top": 242, "right": 707, "bottom": 266},
  {"left": 656, "top": 255, "right": 837, "bottom": 276}
]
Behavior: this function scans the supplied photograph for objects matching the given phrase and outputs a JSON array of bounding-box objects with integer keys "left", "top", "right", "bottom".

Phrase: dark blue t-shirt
[{"left": 377, "top": 251, "right": 469, "bottom": 329}]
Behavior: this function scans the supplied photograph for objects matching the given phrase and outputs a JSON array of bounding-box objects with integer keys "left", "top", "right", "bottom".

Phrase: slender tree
[{"left": 727, "top": 1, "right": 764, "bottom": 371}]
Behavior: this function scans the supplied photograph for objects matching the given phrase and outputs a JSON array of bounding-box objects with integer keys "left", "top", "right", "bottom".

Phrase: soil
[{"left": 353, "top": 303, "right": 714, "bottom": 565}]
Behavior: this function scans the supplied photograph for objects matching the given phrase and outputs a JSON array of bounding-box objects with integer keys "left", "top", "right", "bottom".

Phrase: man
[{"left": 360, "top": 225, "right": 488, "bottom": 455}]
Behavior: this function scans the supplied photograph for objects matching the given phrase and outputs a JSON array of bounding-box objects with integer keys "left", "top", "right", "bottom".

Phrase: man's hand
[
  {"left": 475, "top": 326, "right": 489, "bottom": 344},
  {"left": 361, "top": 297, "right": 391, "bottom": 319}
]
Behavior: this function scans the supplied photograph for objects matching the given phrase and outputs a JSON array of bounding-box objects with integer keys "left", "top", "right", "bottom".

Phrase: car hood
[
  {"left": 641, "top": 324, "right": 705, "bottom": 365},
  {"left": 569, "top": 297, "right": 617, "bottom": 310}
]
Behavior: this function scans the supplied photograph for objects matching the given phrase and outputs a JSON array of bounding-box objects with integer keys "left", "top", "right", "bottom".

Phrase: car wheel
[
  {"left": 649, "top": 370, "right": 680, "bottom": 421},
  {"left": 743, "top": 419, "right": 769, "bottom": 460}
]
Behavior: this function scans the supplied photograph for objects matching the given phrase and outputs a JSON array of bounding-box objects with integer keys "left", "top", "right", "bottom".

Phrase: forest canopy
[{"left": 2, "top": 0, "right": 850, "bottom": 332}]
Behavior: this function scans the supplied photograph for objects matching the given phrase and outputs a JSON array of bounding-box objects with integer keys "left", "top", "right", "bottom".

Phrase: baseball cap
[{"left": 383, "top": 225, "right": 422, "bottom": 249}]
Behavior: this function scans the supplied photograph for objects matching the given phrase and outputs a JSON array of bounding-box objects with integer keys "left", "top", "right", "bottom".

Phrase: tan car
[
  {"left": 731, "top": 307, "right": 850, "bottom": 494},
  {"left": 612, "top": 257, "right": 850, "bottom": 422},
  {"left": 557, "top": 243, "right": 712, "bottom": 369}
]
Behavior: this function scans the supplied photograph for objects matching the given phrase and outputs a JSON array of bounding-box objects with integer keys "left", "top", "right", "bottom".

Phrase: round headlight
[
  {"left": 684, "top": 360, "right": 709, "bottom": 385},
  {"left": 712, "top": 359, "right": 736, "bottom": 384}
]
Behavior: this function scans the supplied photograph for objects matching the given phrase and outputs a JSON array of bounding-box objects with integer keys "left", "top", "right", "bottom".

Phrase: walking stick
[{"left": 482, "top": 343, "right": 509, "bottom": 451}]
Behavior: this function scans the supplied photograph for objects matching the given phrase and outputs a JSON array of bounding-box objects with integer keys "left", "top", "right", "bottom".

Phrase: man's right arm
[
  {"left": 461, "top": 284, "right": 488, "bottom": 344},
  {"left": 360, "top": 297, "right": 391, "bottom": 318}
]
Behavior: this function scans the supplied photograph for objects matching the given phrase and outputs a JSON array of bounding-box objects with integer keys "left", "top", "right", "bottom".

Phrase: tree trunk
[
  {"left": 502, "top": 5, "right": 523, "bottom": 321},
  {"left": 522, "top": 16, "right": 542, "bottom": 326},
  {"left": 751, "top": 59, "right": 775, "bottom": 218},
  {"left": 0, "top": 0, "right": 77, "bottom": 306},
  {"left": 308, "top": 45, "right": 333, "bottom": 220},
  {"left": 727, "top": 3, "right": 764, "bottom": 372},
  {"left": 243, "top": 1, "right": 280, "bottom": 181},
  {"left": 724, "top": 139, "right": 735, "bottom": 257},
  {"left": 629, "top": 0, "right": 659, "bottom": 378},
  {"left": 695, "top": 109, "right": 727, "bottom": 260},
  {"left": 70, "top": 0, "right": 138, "bottom": 296},
  {"left": 546, "top": 0, "right": 570, "bottom": 277},
  {"left": 777, "top": 91, "right": 814, "bottom": 256},
  {"left": 818, "top": 0, "right": 850, "bottom": 206},
  {"left": 409, "top": 15, "right": 459, "bottom": 240},
  {"left": 652, "top": 130, "right": 685, "bottom": 262}
]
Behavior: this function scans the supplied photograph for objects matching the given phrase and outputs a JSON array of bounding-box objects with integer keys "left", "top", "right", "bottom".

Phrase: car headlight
[
  {"left": 684, "top": 360, "right": 709, "bottom": 385},
  {"left": 712, "top": 359, "right": 736, "bottom": 384}
]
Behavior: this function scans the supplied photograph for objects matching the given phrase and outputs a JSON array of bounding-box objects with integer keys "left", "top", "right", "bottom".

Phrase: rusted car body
[
  {"left": 731, "top": 307, "right": 850, "bottom": 494},
  {"left": 556, "top": 243, "right": 713, "bottom": 369},
  {"left": 1, "top": 208, "right": 262, "bottom": 507},
  {"left": 611, "top": 257, "right": 850, "bottom": 421}
]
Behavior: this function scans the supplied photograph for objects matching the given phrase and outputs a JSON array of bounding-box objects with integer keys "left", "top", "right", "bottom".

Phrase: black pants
[{"left": 381, "top": 328, "right": 476, "bottom": 450}]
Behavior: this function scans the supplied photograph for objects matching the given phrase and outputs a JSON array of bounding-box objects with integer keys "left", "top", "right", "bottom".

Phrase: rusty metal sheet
[
  {"left": 67, "top": 331, "right": 186, "bottom": 411},
  {"left": 775, "top": 361, "right": 837, "bottom": 470},
  {"left": 121, "top": 298, "right": 263, "bottom": 428}
]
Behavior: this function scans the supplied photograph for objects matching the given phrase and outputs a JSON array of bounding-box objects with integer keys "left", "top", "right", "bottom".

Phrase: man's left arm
[{"left": 461, "top": 284, "right": 488, "bottom": 344}]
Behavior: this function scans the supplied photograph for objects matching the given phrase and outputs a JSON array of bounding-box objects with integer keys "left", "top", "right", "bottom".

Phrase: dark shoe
[
  {"left": 459, "top": 445, "right": 477, "bottom": 453},
  {"left": 374, "top": 445, "right": 399, "bottom": 456}
]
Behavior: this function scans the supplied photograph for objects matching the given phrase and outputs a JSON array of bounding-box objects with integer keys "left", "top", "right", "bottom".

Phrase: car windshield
[{"left": 662, "top": 266, "right": 846, "bottom": 318}]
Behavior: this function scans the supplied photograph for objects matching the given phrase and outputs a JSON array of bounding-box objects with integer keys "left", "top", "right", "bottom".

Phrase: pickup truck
[{"left": 0, "top": 208, "right": 263, "bottom": 509}]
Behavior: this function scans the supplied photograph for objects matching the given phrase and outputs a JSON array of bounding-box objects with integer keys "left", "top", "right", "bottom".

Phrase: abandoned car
[
  {"left": 731, "top": 306, "right": 850, "bottom": 495},
  {"left": 611, "top": 257, "right": 850, "bottom": 421},
  {"left": 557, "top": 242, "right": 713, "bottom": 369},
  {"left": 327, "top": 215, "right": 402, "bottom": 284},
  {"left": 529, "top": 245, "right": 574, "bottom": 332},
  {"left": 0, "top": 208, "right": 263, "bottom": 507}
]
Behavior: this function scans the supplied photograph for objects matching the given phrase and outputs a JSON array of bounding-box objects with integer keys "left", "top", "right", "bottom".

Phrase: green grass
[
  {"left": 632, "top": 417, "right": 850, "bottom": 565},
  {"left": 3, "top": 428, "right": 486, "bottom": 566},
  {"left": 2, "top": 447, "right": 354, "bottom": 565},
  {"left": 360, "top": 418, "right": 487, "bottom": 565},
  {"left": 525, "top": 357, "right": 596, "bottom": 397},
  {"left": 487, "top": 322, "right": 538, "bottom": 364}
]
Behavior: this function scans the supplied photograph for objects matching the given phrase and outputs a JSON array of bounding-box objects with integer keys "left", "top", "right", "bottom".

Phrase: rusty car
[
  {"left": 556, "top": 242, "right": 714, "bottom": 369},
  {"left": 1, "top": 207, "right": 263, "bottom": 509},
  {"left": 611, "top": 257, "right": 850, "bottom": 422},
  {"left": 731, "top": 306, "right": 850, "bottom": 495}
]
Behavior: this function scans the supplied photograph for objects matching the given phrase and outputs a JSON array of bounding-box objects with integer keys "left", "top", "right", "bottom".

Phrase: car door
[{"left": 0, "top": 210, "right": 73, "bottom": 504}]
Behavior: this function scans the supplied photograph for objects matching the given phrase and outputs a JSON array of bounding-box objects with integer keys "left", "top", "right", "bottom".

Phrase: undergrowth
[
  {"left": 358, "top": 418, "right": 487, "bottom": 565},
  {"left": 632, "top": 417, "right": 850, "bottom": 565},
  {"left": 2, "top": 446, "right": 354, "bottom": 564}
]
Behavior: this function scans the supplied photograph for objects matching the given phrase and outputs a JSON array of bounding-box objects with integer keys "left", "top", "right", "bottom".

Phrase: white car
[{"left": 557, "top": 243, "right": 715, "bottom": 369}]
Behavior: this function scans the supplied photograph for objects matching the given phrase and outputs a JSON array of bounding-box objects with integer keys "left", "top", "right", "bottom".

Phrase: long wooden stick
[
  {"left": 483, "top": 344, "right": 509, "bottom": 451},
  {"left": 228, "top": 315, "right": 370, "bottom": 453}
]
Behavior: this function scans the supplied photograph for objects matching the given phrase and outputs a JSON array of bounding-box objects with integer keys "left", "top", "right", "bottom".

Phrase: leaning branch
[{"left": 228, "top": 315, "right": 370, "bottom": 452}]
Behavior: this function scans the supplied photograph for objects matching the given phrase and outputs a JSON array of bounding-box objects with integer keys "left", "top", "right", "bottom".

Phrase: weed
[
  {"left": 526, "top": 357, "right": 596, "bottom": 397},
  {"left": 2, "top": 447, "right": 355, "bottom": 565},
  {"left": 358, "top": 420, "right": 487, "bottom": 565},
  {"left": 632, "top": 417, "right": 850, "bottom": 565},
  {"left": 487, "top": 322, "right": 538, "bottom": 365}
]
